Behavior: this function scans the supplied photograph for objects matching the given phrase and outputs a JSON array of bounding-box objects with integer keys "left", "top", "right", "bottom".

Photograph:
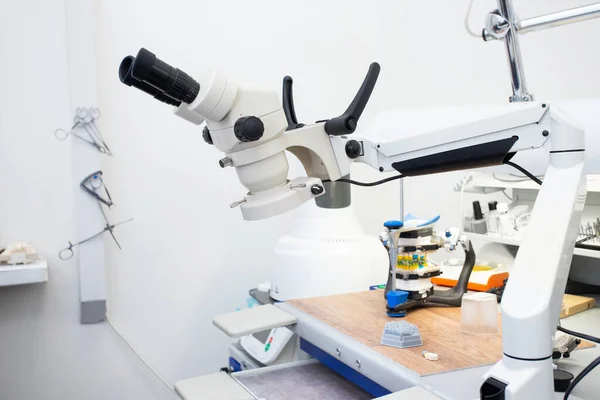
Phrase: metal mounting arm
[
  {"left": 517, "top": 3, "right": 600, "bottom": 34},
  {"left": 482, "top": 1, "right": 600, "bottom": 102}
]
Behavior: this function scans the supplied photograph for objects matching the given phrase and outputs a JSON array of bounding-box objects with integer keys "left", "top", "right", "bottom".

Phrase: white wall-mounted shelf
[
  {"left": 0, "top": 260, "right": 48, "bottom": 287},
  {"left": 468, "top": 233, "right": 600, "bottom": 259}
]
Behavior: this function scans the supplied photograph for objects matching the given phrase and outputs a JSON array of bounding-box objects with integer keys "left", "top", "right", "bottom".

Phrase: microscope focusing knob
[
  {"left": 202, "top": 126, "right": 213, "bottom": 145},
  {"left": 345, "top": 139, "right": 362, "bottom": 159},
  {"left": 310, "top": 184, "right": 324, "bottom": 195},
  {"left": 234, "top": 116, "right": 264, "bottom": 142}
]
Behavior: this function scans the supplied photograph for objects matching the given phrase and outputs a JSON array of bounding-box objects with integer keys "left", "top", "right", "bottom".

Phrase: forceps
[
  {"left": 54, "top": 107, "right": 110, "bottom": 155},
  {"left": 54, "top": 123, "right": 107, "bottom": 154},
  {"left": 59, "top": 218, "right": 134, "bottom": 260},
  {"left": 75, "top": 107, "right": 113, "bottom": 156}
]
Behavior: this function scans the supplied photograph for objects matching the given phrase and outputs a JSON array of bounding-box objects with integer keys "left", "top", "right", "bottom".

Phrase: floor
[{"left": 0, "top": 263, "right": 178, "bottom": 400}]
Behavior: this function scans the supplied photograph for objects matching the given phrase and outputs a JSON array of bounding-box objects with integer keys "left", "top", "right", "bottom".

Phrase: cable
[
  {"left": 501, "top": 189, "right": 513, "bottom": 201},
  {"left": 505, "top": 161, "right": 543, "bottom": 185},
  {"left": 325, "top": 163, "right": 537, "bottom": 188},
  {"left": 492, "top": 173, "right": 545, "bottom": 183},
  {"left": 564, "top": 355, "right": 600, "bottom": 399},
  {"left": 557, "top": 325, "right": 600, "bottom": 345},
  {"left": 106, "top": 316, "right": 176, "bottom": 393},
  {"left": 322, "top": 174, "right": 403, "bottom": 187},
  {"left": 465, "top": 0, "right": 481, "bottom": 38},
  {"left": 556, "top": 325, "right": 600, "bottom": 399}
]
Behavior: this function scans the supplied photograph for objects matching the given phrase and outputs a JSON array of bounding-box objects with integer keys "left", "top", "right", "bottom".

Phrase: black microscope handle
[
  {"left": 324, "top": 62, "right": 381, "bottom": 136},
  {"left": 282, "top": 76, "right": 304, "bottom": 131}
]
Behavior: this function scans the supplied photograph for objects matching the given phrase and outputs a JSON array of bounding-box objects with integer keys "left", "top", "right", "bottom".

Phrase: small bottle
[
  {"left": 471, "top": 201, "right": 488, "bottom": 234},
  {"left": 463, "top": 215, "right": 473, "bottom": 232},
  {"left": 486, "top": 201, "right": 499, "bottom": 234},
  {"left": 413, "top": 254, "right": 419, "bottom": 269},
  {"left": 497, "top": 202, "right": 514, "bottom": 236}
]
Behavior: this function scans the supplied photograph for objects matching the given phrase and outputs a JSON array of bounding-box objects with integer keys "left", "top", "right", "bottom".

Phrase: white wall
[
  {"left": 0, "top": 1, "right": 77, "bottom": 283},
  {"left": 95, "top": 0, "right": 600, "bottom": 384}
]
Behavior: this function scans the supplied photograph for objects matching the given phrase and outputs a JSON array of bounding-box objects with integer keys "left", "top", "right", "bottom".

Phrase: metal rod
[
  {"left": 517, "top": 3, "right": 600, "bottom": 34},
  {"left": 388, "top": 235, "right": 398, "bottom": 293},
  {"left": 399, "top": 179, "right": 404, "bottom": 220},
  {"left": 497, "top": 0, "right": 532, "bottom": 102}
]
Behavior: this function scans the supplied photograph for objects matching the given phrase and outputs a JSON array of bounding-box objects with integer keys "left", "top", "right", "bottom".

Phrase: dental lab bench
[
  {"left": 174, "top": 290, "right": 600, "bottom": 400},
  {"left": 118, "top": 0, "right": 600, "bottom": 396}
]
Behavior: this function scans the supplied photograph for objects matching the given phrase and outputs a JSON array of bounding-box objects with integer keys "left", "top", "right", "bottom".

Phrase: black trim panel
[
  {"left": 550, "top": 149, "right": 585, "bottom": 154},
  {"left": 392, "top": 136, "right": 519, "bottom": 177},
  {"left": 503, "top": 353, "right": 552, "bottom": 362}
]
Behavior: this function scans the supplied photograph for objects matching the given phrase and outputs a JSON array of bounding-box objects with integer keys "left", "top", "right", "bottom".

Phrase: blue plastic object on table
[
  {"left": 383, "top": 220, "right": 404, "bottom": 229},
  {"left": 386, "top": 311, "right": 407, "bottom": 318},
  {"left": 403, "top": 214, "right": 440, "bottom": 227},
  {"left": 386, "top": 290, "right": 408, "bottom": 308}
]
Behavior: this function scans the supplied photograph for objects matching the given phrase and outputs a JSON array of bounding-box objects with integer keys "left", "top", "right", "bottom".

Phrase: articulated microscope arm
[{"left": 120, "top": 49, "right": 587, "bottom": 399}]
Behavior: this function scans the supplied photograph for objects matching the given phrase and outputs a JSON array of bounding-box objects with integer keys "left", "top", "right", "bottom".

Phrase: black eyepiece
[
  {"left": 119, "top": 56, "right": 136, "bottom": 86},
  {"left": 118, "top": 55, "right": 181, "bottom": 107},
  {"left": 130, "top": 48, "right": 200, "bottom": 104}
]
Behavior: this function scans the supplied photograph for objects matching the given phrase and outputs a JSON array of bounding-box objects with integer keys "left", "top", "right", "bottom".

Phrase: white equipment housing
[{"left": 269, "top": 203, "right": 388, "bottom": 301}]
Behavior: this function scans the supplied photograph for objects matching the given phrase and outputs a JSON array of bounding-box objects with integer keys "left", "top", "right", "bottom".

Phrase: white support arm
[
  {"left": 345, "top": 102, "right": 550, "bottom": 175},
  {"left": 481, "top": 105, "right": 586, "bottom": 399}
]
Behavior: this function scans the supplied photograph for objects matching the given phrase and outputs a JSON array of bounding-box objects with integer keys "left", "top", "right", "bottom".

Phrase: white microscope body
[
  {"left": 173, "top": 67, "right": 347, "bottom": 221},
  {"left": 120, "top": 43, "right": 588, "bottom": 398}
]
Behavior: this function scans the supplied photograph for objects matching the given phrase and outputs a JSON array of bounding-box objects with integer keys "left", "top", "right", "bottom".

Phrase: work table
[
  {"left": 178, "top": 292, "right": 600, "bottom": 400},
  {"left": 277, "top": 291, "right": 600, "bottom": 400}
]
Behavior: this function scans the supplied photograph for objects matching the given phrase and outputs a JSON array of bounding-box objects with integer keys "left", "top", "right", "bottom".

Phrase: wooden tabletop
[{"left": 288, "top": 290, "right": 593, "bottom": 376}]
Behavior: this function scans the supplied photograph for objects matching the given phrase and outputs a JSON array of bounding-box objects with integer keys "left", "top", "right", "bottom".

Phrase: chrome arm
[
  {"left": 483, "top": 1, "right": 600, "bottom": 103},
  {"left": 498, "top": 0, "right": 532, "bottom": 102},
  {"left": 517, "top": 3, "right": 600, "bottom": 34}
]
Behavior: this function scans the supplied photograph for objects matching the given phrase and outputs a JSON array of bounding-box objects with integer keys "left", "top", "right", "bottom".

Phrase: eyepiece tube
[
  {"left": 131, "top": 48, "right": 200, "bottom": 104},
  {"left": 119, "top": 55, "right": 182, "bottom": 107}
]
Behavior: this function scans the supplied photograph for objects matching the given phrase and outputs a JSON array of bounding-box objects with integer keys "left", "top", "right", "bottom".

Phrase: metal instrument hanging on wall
[
  {"left": 59, "top": 170, "right": 132, "bottom": 260},
  {"left": 80, "top": 170, "right": 114, "bottom": 208},
  {"left": 54, "top": 107, "right": 112, "bottom": 155}
]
